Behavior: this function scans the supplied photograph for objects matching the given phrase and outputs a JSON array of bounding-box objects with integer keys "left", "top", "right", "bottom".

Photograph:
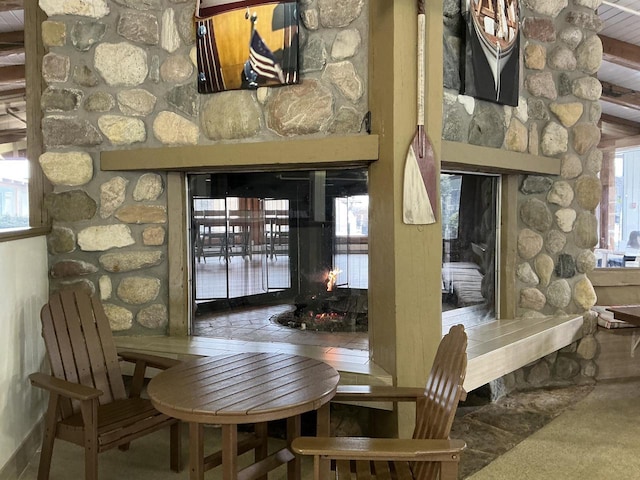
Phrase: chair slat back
[
  {"left": 40, "top": 289, "right": 127, "bottom": 419},
  {"left": 411, "top": 324, "right": 467, "bottom": 480}
]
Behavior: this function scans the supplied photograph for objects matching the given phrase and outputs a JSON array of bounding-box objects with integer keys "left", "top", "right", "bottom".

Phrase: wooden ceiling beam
[
  {"left": 0, "top": 64, "right": 25, "bottom": 83},
  {"left": 601, "top": 80, "right": 640, "bottom": 111},
  {"left": 600, "top": 113, "right": 640, "bottom": 138},
  {"left": 0, "top": 30, "right": 23, "bottom": 46},
  {"left": 601, "top": 35, "right": 640, "bottom": 71},
  {"left": 0, "top": 1, "right": 22, "bottom": 13}
]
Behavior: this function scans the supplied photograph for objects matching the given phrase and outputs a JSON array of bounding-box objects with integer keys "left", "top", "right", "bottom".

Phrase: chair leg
[
  {"left": 37, "top": 394, "right": 60, "bottom": 480},
  {"left": 170, "top": 421, "right": 182, "bottom": 472},
  {"left": 80, "top": 400, "right": 99, "bottom": 480},
  {"left": 439, "top": 461, "right": 459, "bottom": 480}
]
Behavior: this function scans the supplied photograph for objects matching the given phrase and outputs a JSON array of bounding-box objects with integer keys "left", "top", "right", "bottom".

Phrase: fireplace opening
[{"left": 188, "top": 168, "right": 369, "bottom": 338}]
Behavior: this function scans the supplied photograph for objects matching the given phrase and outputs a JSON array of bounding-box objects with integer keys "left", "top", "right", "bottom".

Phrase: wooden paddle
[{"left": 403, "top": 0, "right": 438, "bottom": 225}]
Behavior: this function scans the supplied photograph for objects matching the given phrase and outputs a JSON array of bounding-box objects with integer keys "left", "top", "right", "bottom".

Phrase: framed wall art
[
  {"left": 462, "top": 0, "right": 520, "bottom": 106},
  {"left": 195, "top": 0, "right": 299, "bottom": 94}
]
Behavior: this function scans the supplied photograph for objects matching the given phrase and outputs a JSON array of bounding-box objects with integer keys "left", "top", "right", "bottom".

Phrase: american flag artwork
[{"left": 249, "top": 30, "right": 285, "bottom": 83}]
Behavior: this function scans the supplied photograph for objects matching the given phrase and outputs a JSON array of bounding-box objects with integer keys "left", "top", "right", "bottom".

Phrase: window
[{"left": 596, "top": 148, "right": 640, "bottom": 268}]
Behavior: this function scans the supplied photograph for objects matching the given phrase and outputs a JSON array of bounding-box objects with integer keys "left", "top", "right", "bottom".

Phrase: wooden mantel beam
[{"left": 601, "top": 35, "right": 640, "bottom": 71}]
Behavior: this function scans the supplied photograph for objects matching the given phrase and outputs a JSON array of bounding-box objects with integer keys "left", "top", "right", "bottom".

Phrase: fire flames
[{"left": 326, "top": 268, "right": 342, "bottom": 291}]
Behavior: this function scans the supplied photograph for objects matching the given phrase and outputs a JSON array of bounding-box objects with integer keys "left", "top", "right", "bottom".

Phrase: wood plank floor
[{"left": 115, "top": 314, "right": 584, "bottom": 393}]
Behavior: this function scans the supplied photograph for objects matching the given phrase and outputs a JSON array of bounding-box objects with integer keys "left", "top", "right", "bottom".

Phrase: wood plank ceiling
[{"left": 0, "top": 1, "right": 638, "bottom": 150}]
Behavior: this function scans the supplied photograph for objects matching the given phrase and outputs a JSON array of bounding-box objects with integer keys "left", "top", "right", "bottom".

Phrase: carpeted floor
[{"left": 18, "top": 379, "right": 640, "bottom": 479}]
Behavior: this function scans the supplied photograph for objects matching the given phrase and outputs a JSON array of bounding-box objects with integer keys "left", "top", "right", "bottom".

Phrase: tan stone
[
  {"left": 116, "top": 205, "right": 167, "bottom": 224},
  {"left": 549, "top": 102, "right": 583, "bottom": 127},
  {"left": 573, "top": 123, "right": 601, "bottom": 155},
  {"left": 153, "top": 111, "right": 199, "bottom": 145},
  {"left": 574, "top": 277, "right": 597, "bottom": 310},
  {"left": 103, "top": 303, "right": 133, "bottom": 331},
  {"left": 505, "top": 118, "right": 528, "bottom": 152},
  {"left": 143, "top": 226, "right": 166, "bottom": 245},
  {"left": 42, "top": 21, "right": 66, "bottom": 47},
  {"left": 535, "top": 254, "right": 555, "bottom": 287},
  {"left": 524, "top": 44, "right": 546, "bottom": 70},
  {"left": 39, "top": 151, "right": 93, "bottom": 186}
]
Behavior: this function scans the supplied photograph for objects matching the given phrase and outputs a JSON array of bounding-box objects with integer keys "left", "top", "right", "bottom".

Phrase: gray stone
[
  {"left": 573, "top": 123, "right": 601, "bottom": 155},
  {"left": 41, "top": 87, "right": 83, "bottom": 112},
  {"left": 527, "top": 361, "right": 551, "bottom": 386},
  {"left": 521, "top": 175, "right": 553, "bottom": 194},
  {"left": 134, "top": 173, "right": 164, "bottom": 201},
  {"left": 525, "top": 72, "right": 557, "bottom": 100},
  {"left": 84, "top": 91, "right": 115, "bottom": 112},
  {"left": 300, "top": 36, "right": 327, "bottom": 73},
  {"left": 576, "top": 249, "right": 597, "bottom": 273},
  {"left": 42, "top": 116, "right": 102, "bottom": 147},
  {"left": 545, "top": 230, "right": 566, "bottom": 255},
  {"left": 39, "top": 151, "right": 93, "bottom": 186},
  {"left": 328, "top": 106, "right": 363, "bottom": 134},
  {"left": 160, "top": 54, "right": 193, "bottom": 83},
  {"left": 45, "top": 190, "right": 97, "bottom": 222},
  {"left": 142, "top": 226, "right": 166, "bottom": 246},
  {"left": 103, "top": 303, "right": 133, "bottom": 331},
  {"left": 582, "top": 359, "right": 597, "bottom": 378},
  {"left": 160, "top": 9, "right": 181, "bottom": 53},
  {"left": 43, "top": 53, "right": 70, "bottom": 83},
  {"left": 517, "top": 262, "right": 539, "bottom": 285},
  {"left": 112, "top": 0, "right": 161, "bottom": 10},
  {"left": 117, "top": 89, "right": 157, "bottom": 116},
  {"left": 558, "top": 73, "right": 573, "bottom": 97},
  {"left": 117, "top": 11, "right": 159, "bottom": 45},
  {"left": 201, "top": 90, "right": 262, "bottom": 140},
  {"left": 541, "top": 122, "right": 568, "bottom": 156},
  {"left": 40, "top": 0, "right": 110, "bottom": 17},
  {"left": 585, "top": 148, "right": 603, "bottom": 174},
  {"left": 442, "top": 93, "right": 469, "bottom": 142},
  {"left": 520, "top": 198, "right": 553, "bottom": 232},
  {"left": 572, "top": 76, "right": 602, "bottom": 101},
  {"left": 519, "top": 288, "right": 547, "bottom": 310},
  {"left": 137, "top": 304, "right": 168, "bottom": 329},
  {"left": 117, "top": 276, "right": 161, "bottom": 304},
  {"left": 116, "top": 204, "right": 167, "bottom": 224},
  {"left": 576, "top": 34, "right": 602, "bottom": 74},
  {"left": 566, "top": 10, "right": 603, "bottom": 32},
  {"left": 559, "top": 26, "right": 583, "bottom": 49},
  {"left": 153, "top": 111, "right": 199, "bottom": 145},
  {"left": 99, "top": 275, "right": 112, "bottom": 300},
  {"left": 322, "top": 61, "right": 364, "bottom": 103},
  {"left": 94, "top": 42, "right": 148, "bottom": 86},
  {"left": 77, "top": 224, "right": 135, "bottom": 251},
  {"left": 530, "top": 124, "right": 540, "bottom": 155},
  {"left": 576, "top": 335, "right": 598, "bottom": 360},
  {"left": 98, "top": 115, "right": 146, "bottom": 145},
  {"left": 100, "top": 176, "right": 128, "bottom": 218},
  {"left": 50, "top": 260, "right": 98, "bottom": 278},
  {"left": 468, "top": 103, "right": 505, "bottom": 148},
  {"left": 318, "top": 0, "right": 364, "bottom": 28},
  {"left": 56, "top": 279, "right": 96, "bottom": 296},
  {"left": 443, "top": 35, "right": 462, "bottom": 90},
  {"left": 574, "top": 277, "right": 597, "bottom": 309},
  {"left": 166, "top": 83, "right": 199, "bottom": 117},
  {"left": 48, "top": 226, "right": 76, "bottom": 254},
  {"left": 583, "top": 310, "right": 599, "bottom": 335},
  {"left": 266, "top": 80, "right": 334, "bottom": 136},
  {"left": 555, "top": 208, "right": 577, "bottom": 233},
  {"left": 574, "top": 212, "right": 598, "bottom": 248},
  {"left": 99, "top": 250, "right": 163, "bottom": 272},
  {"left": 554, "top": 356, "right": 580, "bottom": 379},
  {"left": 547, "top": 181, "right": 574, "bottom": 207},
  {"left": 176, "top": 6, "right": 196, "bottom": 45},
  {"left": 560, "top": 153, "right": 583, "bottom": 179},
  {"left": 527, "top": 98, "right": 549, "bottom": 120},
  {"left": 555, "top": 253, "right": 576, "bottom": 278},
  {"left": 547, "top": 279, "right": 571, "bottom": 308},
  {"left": 575, "top": 175, "right": 602, "bottom": 210},
  {"left": 73, "top": 65, "right": 100, "bottom": 87},
  {"left": 589, "top": 101, "right": 602, "bottom": 123},
  {"left": 331, "top": 29, "right": 361, "bottom": 60},
  {"left": 71, "top": 20, "right": 107, "bottom": 51},
  {"left": 547, "top": 46, "right": 576, "bottom": 71},
  {"left": 149, "top": 54, "right": 160, "bottom": 83},
  {"left": 522, "top": 0, "right": 568, "bottom": 17},
  {"left": 535, "top": 253, "right": 555, "bottom": 287},
  {"left": 518, "top": 228, "right": 544, "bottom": 260},
  {"left": 300, "top": 5, "right": 319, "bottom": 30}
]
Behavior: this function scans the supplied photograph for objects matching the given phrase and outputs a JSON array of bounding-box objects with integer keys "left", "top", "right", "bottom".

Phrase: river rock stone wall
[
  {"left": 444, "top": 0, "right": 602, "bottom": 388},
  {"left": 38, "top": 0, "right": 369, "bottom": 335}
]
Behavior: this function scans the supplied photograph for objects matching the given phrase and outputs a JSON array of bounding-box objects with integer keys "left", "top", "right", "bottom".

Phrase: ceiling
[{"left": 0, "top": 1, "right": 638, "bottom": 150}]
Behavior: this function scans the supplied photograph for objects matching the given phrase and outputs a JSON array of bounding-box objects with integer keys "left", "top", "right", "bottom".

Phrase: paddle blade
[{"left": 403, "top": 133, "right": 436, "bottom": 225}]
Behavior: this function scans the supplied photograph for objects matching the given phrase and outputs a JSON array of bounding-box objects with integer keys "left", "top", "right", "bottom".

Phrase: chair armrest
[
  {"left": 118, "top": 351, "right": 181, "bottom": 370},
  {"left": 291, "top": 436, "right": 466, "bottom": 462},
  {"left": 29, "top": 372, "right": 102, "bottom": 401},
  {"left": 334, "top": 385, "right": 425, "bottom": 402}
]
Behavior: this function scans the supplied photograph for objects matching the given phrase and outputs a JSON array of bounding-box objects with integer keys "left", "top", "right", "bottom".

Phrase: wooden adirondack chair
[
  {"left": 292, "top": 324, "right": 468, "bottom": 480},
  {"left": 29, "top": 289, "right": 182, "bottom": 480}
]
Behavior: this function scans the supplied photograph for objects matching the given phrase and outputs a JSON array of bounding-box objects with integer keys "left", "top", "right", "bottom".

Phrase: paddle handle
[{"left": 417, "top": 0, "right": 425, "bottom": 128}]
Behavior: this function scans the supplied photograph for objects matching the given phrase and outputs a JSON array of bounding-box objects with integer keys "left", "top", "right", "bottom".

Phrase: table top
[
  {"left": 147, "top": 352, "right": 340, "bottom": 424},
  {"left": 607, "top": 305, "right": 640, "bottom": 326}
]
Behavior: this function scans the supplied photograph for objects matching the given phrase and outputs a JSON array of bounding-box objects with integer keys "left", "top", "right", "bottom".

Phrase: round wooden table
[{"left": 147, "top": 352, "right": 340, "bottom": 480}]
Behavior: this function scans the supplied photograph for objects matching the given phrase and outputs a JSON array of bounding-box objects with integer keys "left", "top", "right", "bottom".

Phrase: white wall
[{"left": 0, "top": 236, "right": 48, "bottom": 471}]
